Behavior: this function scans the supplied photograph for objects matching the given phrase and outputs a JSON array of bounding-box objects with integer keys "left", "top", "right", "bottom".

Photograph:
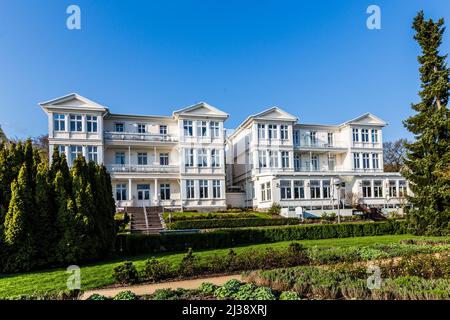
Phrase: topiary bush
[{"left": 113, "top": 261, "right": 139, "bottom": 285}]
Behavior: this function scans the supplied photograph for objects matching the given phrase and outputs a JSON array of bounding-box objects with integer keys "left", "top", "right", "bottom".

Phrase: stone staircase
[
  {"left": 356, "top": 204, "right": 387, "bottom": 221},
  {"left": 127, "top": 206, "right": 164, "bottom": 234}
]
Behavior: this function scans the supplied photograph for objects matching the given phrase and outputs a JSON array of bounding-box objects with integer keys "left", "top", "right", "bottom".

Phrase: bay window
[{"left": 54, "top": 114, "right": 66, "bottom": 131}]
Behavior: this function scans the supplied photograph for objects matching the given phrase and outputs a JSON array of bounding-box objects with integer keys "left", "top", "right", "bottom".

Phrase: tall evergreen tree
[
  {"left": 3, "top": 164, "right": 36, "bottom": 271},
  {"left": 403, "top": 11, "right": 450, "bottom": 235}
]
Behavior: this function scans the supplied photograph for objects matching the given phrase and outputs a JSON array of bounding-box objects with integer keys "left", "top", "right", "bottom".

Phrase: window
[
  {"left": 69, "top": 146, "right": 83, "bottom": 164},
  {"left": 265, "top": 182, "right": 271, "bottom": 201},
  {"left": 310, "top": 180, "right": 321, "bottom": 199},
  {"left": 210, "top": 122, "right": 220, "bottom": 137},
  {"left": 212, "top": 180, "right": 221, "bottom": 198},
  {"left": 87, "top": 146, "right": 98, "bottom": 162},
  {"left": 115, "top": 152, "right": 125, "bottom": 165},
  {"left": 54, "top": 114, "right": 66, "bottom": 131},
  {"left": 185, "top": 149, "right": 194, "bottom": 167},
  {"left": 322, "top": 180, "right": 331, "bottom": 199},
  {"left": 261, "top": 182, "right": 271, "bottom": 201},
  {"left": 327, "top": 132, "right": 334, "bottom": 146},
  {"left": 197, "top": 121, "right": 207, "bottom": 137},
  {"left": 137, "top": 124, "right": 146, "bottom": 133},
  {"left": 281, "top": 151, "right": 290, "bottom": 168},
  {"left": 293, "top": 129, "right": 300, "bottom": 146},
  {"left": 362, "top": 153, "right": 370, "bottom": 169},
  {"left": 399, "top": 180, "right": 407, "bottom": 197},
  {"left": 353, "top": 153, "right": 360, "bottom": 169},
  {"left": 268, "top": 124, "right": 277, "bottom": 139},
  {"left": 160, "top": 153, "right": 169, "bottom": 166},
  {"left": 352, "top": 128, "right": 359, "bottom": 142},
  {"left": 70, "top": 115, "right": 82, "bottom": 132},
  {"left": 199, "top": 180, "right": 208, "bottom": 198},
  {"left": 371, "top": 129, "right": 378, "bottom": 143},
  {"left": 311, "top": 154, "right": 319, "bottom": 171},
  {"left": 294, "top": 180, "right": 305, "bottom": 199},
  {"left": 269, "top": 151, "right": 279, "bottom": 168},
  {"left": 328, "top": 154, "right": 336, "bottom": 171},
  {"left": 183, "top": 120, "right": 193, "bottom": 136},
  {"left": 258, "top": 124, "right": 266, "bottom": 139},
  {"left": 137, "top": 184, "right": 150, "bottom": 200},
  {"left": 87, "top": 116, "right": 98, "bottom": 133},
  {"left": 389, "top": 181, "right": 397, "bottom": 197},
  {"left": 211, "top": 149, "right": 220, "bottom": 167},
  {"left": 374, "top": 180, "right": 383, "bottom": 198},
  {"left": 159, "top": 125, "right": 167, "bottom": 135},
  {"left": 294, "top": 154, "right": 301, "bottom": 171},
  {"left": 197, "top": 149, "right": 208, "bottom": 167},
  {"left": 137, "top": 152, "right": 148, "bottom": 165},
  {"left": 186, "top": 180, "right": 195, "bottom": 199},
  {"left": 115, "top": 123, "right": 124, "bottom": 132},
  {"left": 280, "top": 180, "right": 292, "bottom": 199},
  {"left": 309, "top": 131, "right": 317, "bottom": 145},
  {"left": 57, "top": 145, "right": 66, "bottom": 155},
  {"left": 116, "top": 184, "right": 127, "bottom": 201},
  {"left": 361, "top": 129, "right": 369, "bottom": 142},
  {"left": 280, "top": 125, "right": 288, "bottom": 140},
  {"left": 258, "top": 150, "right": 267, "bottom": 168},
  {"left": 372, "top": 153, "right": 379, "bottom": 169},
  {"left": 160, "top": 184, "right": 170, "bottom": 200},
  {"left": 362, "top": 180, "right": 372, "bottom": 198}
]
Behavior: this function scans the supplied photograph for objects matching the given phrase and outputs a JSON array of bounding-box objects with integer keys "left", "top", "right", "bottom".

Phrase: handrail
[{"left": 143, "top": 205, "right": 149, "bottom": 234}]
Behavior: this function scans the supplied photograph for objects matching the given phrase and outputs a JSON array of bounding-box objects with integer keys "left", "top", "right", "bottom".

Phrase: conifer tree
[
  {"left": 3, "top": 164, "right": 36, "bottom": 271},
  {"left": 403, "top": 11, "right": 450, "bottom": 235}
]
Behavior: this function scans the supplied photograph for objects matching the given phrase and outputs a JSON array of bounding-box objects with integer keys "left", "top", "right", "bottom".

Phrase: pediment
[
  {"left": 173, "top": 102, "right": 229, "bottom": 119},
  {"left": 39, "top": 93, "right": 108, "bottom": 111},
  {"left": 253, "top": 107, "right": 298, "bottom": 122},
  {"left": 343, "top": 113, "right": 387, "bottom": 126}
]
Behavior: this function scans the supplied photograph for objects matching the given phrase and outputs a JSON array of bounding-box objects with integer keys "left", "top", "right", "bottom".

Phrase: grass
[
  {"left": 162, "top": 211, "right": 273, "bottom": 221},
  {"left": 0, "top": 234, "right": 447, "bottom": 299}
]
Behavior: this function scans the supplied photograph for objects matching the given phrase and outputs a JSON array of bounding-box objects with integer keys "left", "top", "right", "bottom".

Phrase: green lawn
[
  {"left": 0, "top": 234, "right": 446, "bottom": 299},
  {"left": 162, "top": 211, "right": 273, "bottom": 221}
]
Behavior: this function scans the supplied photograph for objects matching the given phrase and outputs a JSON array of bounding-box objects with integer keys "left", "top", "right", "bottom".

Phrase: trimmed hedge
[
  {"left": 167, "top": 217, "right": 301, "bottom": 230},
  {"left": 116, "top": 220, "right": 407, "bottom": 256}
]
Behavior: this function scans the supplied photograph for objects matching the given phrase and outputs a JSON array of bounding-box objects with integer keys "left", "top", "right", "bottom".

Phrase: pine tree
[
  {"left": 3, "top": 164, "right": 36, "bottom": 271},
  {"left": 403, "top": 11, "right": 450, "bottom": 235}
]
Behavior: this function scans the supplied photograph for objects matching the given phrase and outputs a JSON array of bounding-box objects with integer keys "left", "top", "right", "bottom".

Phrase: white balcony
[
  {"left": 294, "top": 166, "right": 383, "bottom": 173},
  {"left": 104, "top": 131, "right": 178, "bottom": 143},
  {"left": 295, "top": 139, "right": 346, "bottom": 149},
  {"left": 106, "top": 164, "right": 179, "bottom": 173}
]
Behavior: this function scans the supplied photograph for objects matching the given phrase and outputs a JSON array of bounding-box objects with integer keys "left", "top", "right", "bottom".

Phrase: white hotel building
[{"left": 39, "top": 93, "right": 408, "bottom": 214}]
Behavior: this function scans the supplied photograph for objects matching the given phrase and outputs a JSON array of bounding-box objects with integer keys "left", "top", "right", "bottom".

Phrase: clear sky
[{"left": 0, "top": 0, "right": 449, "bottom": 140}]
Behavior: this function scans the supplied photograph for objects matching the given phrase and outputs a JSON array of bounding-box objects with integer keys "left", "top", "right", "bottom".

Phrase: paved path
[{"left": 81, "top": 274, "right": 243, "bottom": 299}]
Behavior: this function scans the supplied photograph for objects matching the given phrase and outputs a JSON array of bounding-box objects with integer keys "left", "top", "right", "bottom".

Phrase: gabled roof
[
  {"left": 251, "top": 107, "right": 298, "bottom": 122},
  {"left": 39, "top": 93, "right": 109, "bottom": 112},
  {"left": 340, "top": 112, "right": 387, "bottom": 127},
  {"left": 173, "top": 102, "right": 229, "bottom": 119}
]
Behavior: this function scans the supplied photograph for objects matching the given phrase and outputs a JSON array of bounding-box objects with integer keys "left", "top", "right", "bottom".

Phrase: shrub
[
  {"left": 117, "top": 220, "right": 408, "bottom": 256},
  {"left": 167, "top": 217, "right": 301, "bottom": 230},
  {"left": 279, "top": 291, "right": 300, "bottom": 300},
  {"left": 214, "top": 279, "right": 243, "bottom": 299},
  {"left": 252, "top": 287, "right": 276, "bottom": 300},
  {"left": 150, "top": 288, "right": 196, "bottom": 300},
  {"left": 233, "top": 283, "right": 258, "bottom": 300},
  {"left": 113, "top": 261, "right": 139, "bottom": 285},
  {"left": 113, "top": 290, "right": 138, "bottom": 300},
  {"left": 178, "top": 248, "right": 198, "bottom": 277},
  {"left": 199, "top": 282, "right": 219, "bottom": 295},
  {"left": 268, "top": 203, "right": 282, "bottom": 215},
  {"left": 86, "top": 293, "right": 109, "bottom": 300},
  {"left": 142, "top": 257, "right": 173, "bottom": 282}
]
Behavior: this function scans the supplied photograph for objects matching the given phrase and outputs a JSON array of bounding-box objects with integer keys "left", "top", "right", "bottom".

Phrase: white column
[
  {"left": 128, "top": 146, "right": 131, "bottom": 169},
  {"left": 193, "top": 148, "right": 198, "bottom": 167},
  {"left": 82, "top": 146, "right": 87, "bottom": 159},
  {"left": 128, "top": 178, "right": 132, "bottom": 203},
  {"left": 154, "top": 179, "right": 159, "bottom": 205},
  {"left": 48, "top": 112, "right": 54, "bottom": 138},
  {"left": 82, "top": 114, "right": 87, "bottom": 132},
  {"left": 65, "top": 113, "right": 70, "bottom": 132},
  {"left": 277, "top": 151, "right": 282, "bottom": 169},
  {"left": 154, "top": 146, "right": 157, "bottom": 165}
]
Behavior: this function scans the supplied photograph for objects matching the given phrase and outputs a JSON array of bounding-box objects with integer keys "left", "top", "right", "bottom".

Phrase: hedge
[
  {"left": 166, "top": 217, "right": 301, "bottom": 230},
  {"left": 116, "top": 220, "right": 407, "bottom": 256}
]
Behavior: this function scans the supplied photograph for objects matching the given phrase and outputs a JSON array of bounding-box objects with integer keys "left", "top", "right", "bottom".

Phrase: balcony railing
[
  {"left": 106, "top": 164, "right": 179, "bottom": 173},
  {"left": 294, "top": 167, "right": 383, "bottom": 173},
  {"left": 295, "top": 139, "right": 346, "bottom": 149},
  {"left": 104, "top": 131, "right": 178, "bottom": 142}
]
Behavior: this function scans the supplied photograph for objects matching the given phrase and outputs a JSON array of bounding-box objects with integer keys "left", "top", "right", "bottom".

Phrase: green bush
[
  {"left": 232, "top": 283, "right": 258, "bottom": 300},
  {"left": 142, "top": 257, "right": 173, "bottom": 282},
  {"left": 279, "top": 291, "right": 300, "bottom": 300},
  {"left": 167, "top": 217, "right": 301, "bottom": 230},
  {"left": 268, "top": 203, "right": 282, "bottom": 215},
  {"left": 113, "top": 290, "right": 138, "bottom": 300},
  {"left": 113, "top": 261, "right": 139, "bottom": 285},
  {"left": 86, "top": 293, "right": 110, "bottom": 300},
  {"left": 199, "top": 282, "right": 219, "bottom": 295},
  {"left": 163, "top": 211, "right": 264, "bottom": 222},
  {"left": 214, "top": 279, "right": 243, "bottom": 299},
  {"left": 178, "top": 248, "right": 198, "bottom": 277},
  {"left": 117, "top": 220, "right": 408, "bottom": 256},
  {"left": 252, "top": 287, "right": 276, "bottom": 300}
]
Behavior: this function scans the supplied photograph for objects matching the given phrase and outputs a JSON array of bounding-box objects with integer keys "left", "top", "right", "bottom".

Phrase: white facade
[
  {"left": 39, "top": 94, "right": 409, "bottom": 213},
  {"left": 226, "top": 107, "right": 410, "bottom": 213},
  {"left": 40, "top": 93, "right": 229, "bottom": 211}
]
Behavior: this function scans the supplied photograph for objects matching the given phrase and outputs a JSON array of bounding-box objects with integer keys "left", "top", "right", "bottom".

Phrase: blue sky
[{"left": 0, "top": 0, "right": 449, "bottom": 140}]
